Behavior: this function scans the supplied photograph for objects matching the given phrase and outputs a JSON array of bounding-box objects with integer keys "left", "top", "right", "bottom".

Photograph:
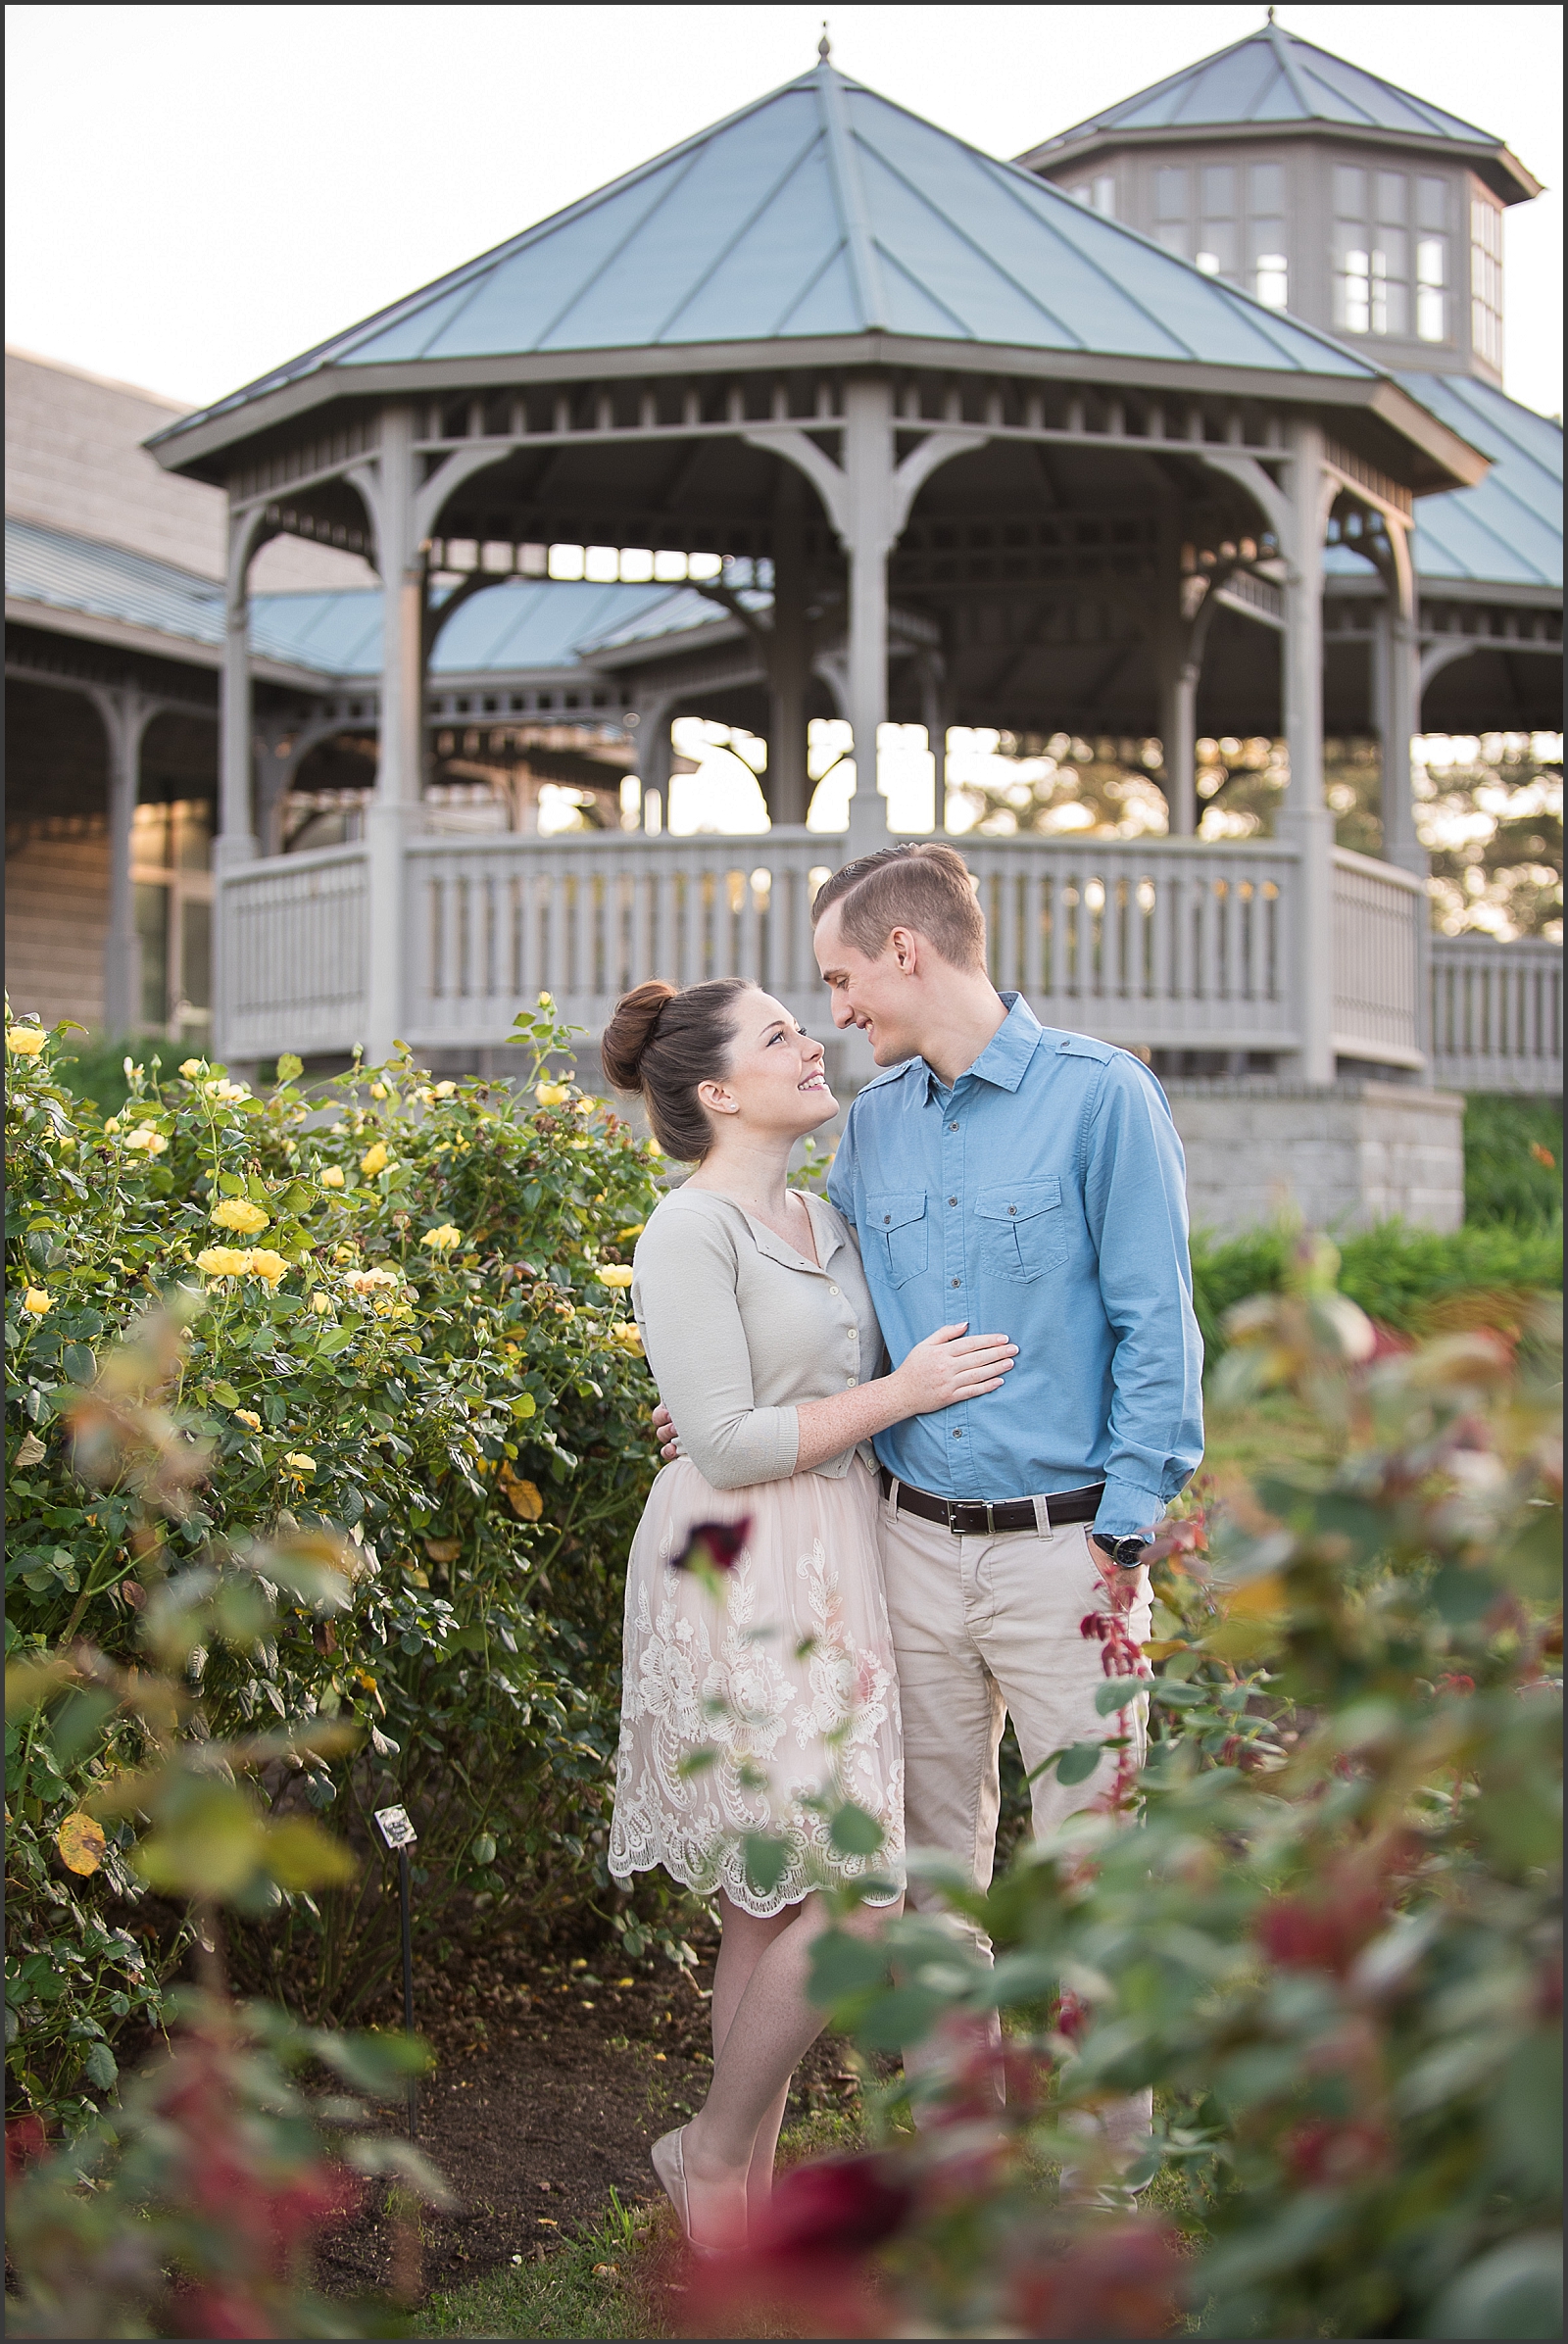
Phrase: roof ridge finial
[
  {"left": 1266, "top": 5, "right": 1276, "bottom": 21},
  {"left": 818, "top": 21, "right": 831, "bottom": 61}
]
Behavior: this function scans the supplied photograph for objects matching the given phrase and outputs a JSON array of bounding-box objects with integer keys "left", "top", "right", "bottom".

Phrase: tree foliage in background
[
  {"left": 963, "top": 728, "right": 1564, "bottom": 942},
  {"left": 5, "top": 1004, "right": 663, "bottom": 2129},
  {"left": 699, "top": 1245, "right": 1562, "bottom": 2341}
]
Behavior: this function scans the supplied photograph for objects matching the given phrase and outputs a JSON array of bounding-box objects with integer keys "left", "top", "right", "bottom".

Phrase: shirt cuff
[{"left": 1093, "top": 1479, "right": 1166, "bottom": 1541}]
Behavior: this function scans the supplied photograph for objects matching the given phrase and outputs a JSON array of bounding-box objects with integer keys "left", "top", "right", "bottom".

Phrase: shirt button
[
  {"left": 949, "top": 1121, "right": 959, "bottom": 1131},
  {"left": 951, "top": 1277, "right": 960, "bottom": 1288},
  {"left": 952, "top": 1428, "right": 964, "bottom": 1440},
  {"left": 847, "top": 1376, "right": 858, "bottom": 1387},
  {"left": 1008, "top": 1205, "right": 1018, "bottom": 1216},
  {"left": 829, "top": 1285, "right": 839, "bottom": 1294},
  {"left": 949, "top": 1196, "right": 957, "bottom": 1206}
]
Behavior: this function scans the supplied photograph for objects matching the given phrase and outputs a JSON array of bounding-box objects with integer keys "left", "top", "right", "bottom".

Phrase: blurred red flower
[
  {"left": 671, "top": 1518, "right": 751, "bottom": 1573},
  {"left": 1008, "top": 2219, "right": 1184, "bottom": 2339}
]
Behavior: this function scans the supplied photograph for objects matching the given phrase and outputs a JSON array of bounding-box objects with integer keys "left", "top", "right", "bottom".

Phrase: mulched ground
[{"left": 317, "top": 1924, "right": 867, "bottom": 2303}]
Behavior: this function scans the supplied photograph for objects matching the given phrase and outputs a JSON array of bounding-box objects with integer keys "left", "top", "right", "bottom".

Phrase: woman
[{"left": 602, "top": 976, "right": 1016, "bottom": 2251}]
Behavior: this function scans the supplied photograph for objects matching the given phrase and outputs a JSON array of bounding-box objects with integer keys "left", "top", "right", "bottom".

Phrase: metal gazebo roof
[
  {"left": 150, "top": 51, "right": 1392, "bottom": 463},
  {"left": 1017, "top": 20, "right": 1542, "bottom": 205}
]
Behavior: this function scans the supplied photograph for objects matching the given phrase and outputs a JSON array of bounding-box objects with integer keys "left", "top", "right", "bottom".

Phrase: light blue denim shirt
[{"left": 827, "top": 995, "right": 1203, "bottom": 1538}]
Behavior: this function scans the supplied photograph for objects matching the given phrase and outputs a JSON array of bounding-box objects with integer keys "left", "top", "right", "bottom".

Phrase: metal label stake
[{"left": 374, "top": 1805, "right": 419, "bottom": 2139}]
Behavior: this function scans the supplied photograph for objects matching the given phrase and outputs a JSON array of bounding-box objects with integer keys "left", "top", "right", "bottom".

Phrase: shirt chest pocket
[
  {"left": 868, "top": 1192, "right": 928, "bottom": 1288},
  {"left": 975, "top": 1178, "right": 1067, "bottom": 1281}
]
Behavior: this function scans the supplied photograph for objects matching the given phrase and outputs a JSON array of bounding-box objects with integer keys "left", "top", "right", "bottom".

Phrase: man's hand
[
  {"left": 1090, "top": 1532, "right": 1149, "bottom": 1614},
  {"left": 650, "top": 1400, "right": 680, "bottom": 1463}
]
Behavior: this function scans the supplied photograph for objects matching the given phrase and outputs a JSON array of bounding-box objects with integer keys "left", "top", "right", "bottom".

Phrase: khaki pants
[{"left": 879, "top": 1484, "right": 1153, "bottom": 2162}]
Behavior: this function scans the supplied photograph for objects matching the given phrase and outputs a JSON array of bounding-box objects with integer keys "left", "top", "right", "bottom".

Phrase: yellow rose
[
  {"left": 569, "top": 1137, "right": 592, "bottom": 1150},
  {"left": 123, "top": 1125, "right": 169, "bottom": 1155},
  {"left": 612, "top": 1323, "right": 645, "bottom": 1355},
  {"left": 369, "top": 1083, "right": 388, "bottom": 1100},
  {"left": 203, "top": 1078, "right": 249, "bottom": 1102},
  {"left": 195, "top": 1245, "right": 250, "bottom": 1278},
  {"left": 281, "top": 1451, "right": 316, "bottom": 1474},
  {"left": 645, "top": 1137, "right": 662, "bottom": 1157},
  {"left": 243, "top": 1247, "right": 288, "bottom": 1287},
  {"left": 233, "top": 1407, "right": 263, "bottom": 1432},
  {"left": 616, "top": 1223, "right": 646, "bottom": 1242},
  {"left": 433, "top": 1081, "right": 457, "bottom": 1099},
  {"left": 212, "top": 1196, "right": 270, "bottom": 1236},
  {"left": 178, "top": 1057, "right": 206, "bottom": 1079},
  {"left": 537, "top": 992, "right": 555, "bottom": 1009},
  {"left": 420, "top": 1223, "right": 463, "bottom": 1252},
  {"left": 23, "top": 1288, "right": 53, "bottom": 1316},
  {"left": 360, "top": 1142, "right": 389, "bottom": 1176},
  {"left": 595, "top": 1265, "right": 635, "bottom": 1289},
  {"left": 318, "top": 1165, "right": 345, "bottom": 1189},
  {"left": 6, "top": 1027, "right": 46, "bottom": 1057},
  {"left": 311, "top": 1290, "right": 334, "bottom": 1315},
  {"left": 535, "top": 1083, "right": 570, "bottom": 1107},
  {"left": 573, "top": 1096, "right": 595, "bottom": 1114}
]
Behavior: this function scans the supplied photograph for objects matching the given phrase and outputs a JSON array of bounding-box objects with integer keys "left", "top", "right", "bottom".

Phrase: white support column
[
  {"left": 920, "top": 657, "right": 949, "bottom": 831},
  {"left": 841, "top": 378, "right": 895, "bottom": 856},
  {"left": 1372, "top": 521, "right": 1426, "bottom": 880},
  {"left": 91, "top": 685, "right": 157, "bottom": 1036},
  {"left": 767, "top": 471, "right": 809, "bottom": 827},
  {"left": 1282, "top": 420, "right": 1335, "bottom": 1086},
  {"left": 364, "top": 406, "right": 423, "bottom": 1065},
  {"left": 634, "top": 697, "right": 677, "bottom": 832},
  {"left": 218, "top": 511, "right": 262, "bottom": 874},
  {"left": 1159, "top": 659, "right": 1200, "bottom": 838}
]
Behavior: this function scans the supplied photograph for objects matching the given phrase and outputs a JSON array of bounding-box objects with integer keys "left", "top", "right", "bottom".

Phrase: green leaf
[
  {"left": 808, "top": 1930, "right": 889, "bottom": 2004},
  {"left": 275, "top": 1053, "right": 304, "bottom": 1085},
  {"left": 208, "top": 1380, "right": 242, "bottom": 1410},
  {"left": 743, "top": 1832, "right": 790, "bottom": 1894},
  {"left": 1055, "top": 1742, "right": 1104, "bottom": 1786},
  {"left": 219, "top": 1172, "right": 244, "bottom": 1196},
  {"left": 1095, "top": 1678, "right": 1144, "bottom": 1716},
  {"left": 829, "top": 1800, "right": 885, "bottom": 1856},
  {"left": 853, "top": 1984, "right": 949, "bottom": 2055},
  {"left": 80, "top": 2039, "right": 118, "bottom": 2091}
]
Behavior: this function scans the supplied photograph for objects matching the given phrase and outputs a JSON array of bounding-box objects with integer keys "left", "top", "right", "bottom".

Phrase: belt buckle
[{"left": 944, "top": 1499, "right": 995, "bottom": 1537}]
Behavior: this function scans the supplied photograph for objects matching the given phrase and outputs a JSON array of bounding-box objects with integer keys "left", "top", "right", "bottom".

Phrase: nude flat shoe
[{"left": 651, "top": 2124, "right": 738, "bottom": 2258}]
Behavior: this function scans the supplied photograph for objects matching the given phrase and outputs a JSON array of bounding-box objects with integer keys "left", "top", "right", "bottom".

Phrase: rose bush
[
  {"left": 742, "top": 1242, "right": 1563, "bottom": 2341},
  {"left": 6, "top": 1001, "right": 666, "bottom": 2128}
]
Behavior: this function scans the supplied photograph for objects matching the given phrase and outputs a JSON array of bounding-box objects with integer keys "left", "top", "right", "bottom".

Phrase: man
[{"left": 812, "top": 842, "right": 1202, "bottom": 2155}]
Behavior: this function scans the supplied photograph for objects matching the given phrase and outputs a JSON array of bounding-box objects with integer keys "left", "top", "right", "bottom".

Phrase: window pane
[
  {"left": 174, "top": 800, "right": 213, "bottom": 872},
  {"left": 1153, "top": 220, "right": 1190, "bottom": 258},
  {"left": 1375, "top": 227, "right": 1408, "bottom": 282},
  {"left": 1093, "top": 173, "right": 1115, "bottom": 216},
  {"left": 131, "top": 803, "right": 172, "bottom": 870},
  {"left": 1375, "top": 171, "right": 1407, "bottom": 224},
  {"left": 135, "top": 882, "right": 169, "bottom": 1029},
  {"left": 1416, "top": 236, "right": 1446, "bottom": 287},
  {"left": 1072, "top": 183, "right": 1091, "bottom": 205},
  {"left": 1333, "top": 165, "right": 1366, "bottom": 220},
  {"left": 1154, "top": 165, "right": 1187, "bottom": 220},
  {"left": 1196, "top": 220, "right": 1237, "bottom": 276},
  {"left": 1200, "top": 164, "right": 1235, "bottom": 218},
  {"left": 1417, "top": 174, "right": 1448, "bottom": 230},
  {"left": 1249, "top": 160, "right": 1284, "bottom": 215},
  {"left": 180, "top": 898, "right": 213, "bottom": 1016},
  {"left": 1417, "top": 286, "right": 1446, "bottom": 341},
  {"left": 1254, "top": 255, "right": 1289, "bottom": 308}
]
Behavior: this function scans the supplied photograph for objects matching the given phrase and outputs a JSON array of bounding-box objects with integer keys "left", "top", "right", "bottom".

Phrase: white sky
[{"left": 5, "top": 2, "right": 1563, "bottom": 419}]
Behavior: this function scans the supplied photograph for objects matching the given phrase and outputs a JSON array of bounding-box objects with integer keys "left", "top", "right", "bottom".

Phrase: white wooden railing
[
  {"left": 220, "top": 843, "right": 368, "bottom": 1059},
  {"left": 1331, "top": 847, "right": 1424, "bottom": 1068},
  {"left": 401, "top": 829, "right": 1302, "bottom": 1057},
  {"left": 215, "top": 828, "right": 1562, "bottom": 1095},
  {"left": 1430, "top": 936, "right": 1563, "bottom": 1094}
]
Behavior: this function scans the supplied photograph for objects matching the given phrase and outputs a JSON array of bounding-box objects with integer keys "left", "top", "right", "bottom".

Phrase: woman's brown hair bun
[{"left": 600, "top": 977, "right": 754, "bottom": 1162}]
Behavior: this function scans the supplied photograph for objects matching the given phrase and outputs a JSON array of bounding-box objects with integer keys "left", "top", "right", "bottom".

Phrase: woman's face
[{"left": 699, "top": 990, "right": 836, "bottom": 1142}]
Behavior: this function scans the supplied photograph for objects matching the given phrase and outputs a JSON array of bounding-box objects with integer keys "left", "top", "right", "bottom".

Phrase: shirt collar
[{"left": 920, "top": 993, "right": 1044, "bottom": 1100}]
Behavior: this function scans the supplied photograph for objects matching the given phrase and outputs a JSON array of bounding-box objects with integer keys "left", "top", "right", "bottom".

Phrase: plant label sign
[{"left": 374, "top": 1805, "right": 417, "bottom": 1850}]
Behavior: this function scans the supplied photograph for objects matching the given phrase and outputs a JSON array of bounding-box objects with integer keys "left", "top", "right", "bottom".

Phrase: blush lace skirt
[{"left": 608, "top": 1453, "right": 905, "bottom": 1918}]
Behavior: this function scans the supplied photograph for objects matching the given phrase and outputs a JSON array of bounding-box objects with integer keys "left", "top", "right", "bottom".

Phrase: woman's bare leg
[
  {"left": 678, "top": 1890, "right": 902, "bottom": 2246},
  {"left": 709, "top": 1894, "right": 795, "bottom": 2222}
]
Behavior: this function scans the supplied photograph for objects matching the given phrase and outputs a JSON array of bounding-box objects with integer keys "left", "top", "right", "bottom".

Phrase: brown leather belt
[{"left": 879, "top": 1468, "right": 1104, "bottom": 1538}]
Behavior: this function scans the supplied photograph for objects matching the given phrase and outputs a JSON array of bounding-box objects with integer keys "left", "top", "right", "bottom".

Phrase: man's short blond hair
[{"left": 810, "top": 843, "right": 987, "bottom": 972}]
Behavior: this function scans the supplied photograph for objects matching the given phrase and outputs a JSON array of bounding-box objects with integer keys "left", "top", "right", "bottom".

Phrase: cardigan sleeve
[{"left": 631, "top": 1202, "right": 801, "bottom": 1490}]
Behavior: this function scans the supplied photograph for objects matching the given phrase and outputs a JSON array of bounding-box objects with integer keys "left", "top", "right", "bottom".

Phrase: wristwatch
[{"left": 1091, "top": 1531, "right": 1149, "bottom": 1570}]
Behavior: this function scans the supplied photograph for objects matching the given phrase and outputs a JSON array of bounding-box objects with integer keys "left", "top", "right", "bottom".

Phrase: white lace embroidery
[{"left": 610, "top": 1493, "right": 905, "bottom": 1919}]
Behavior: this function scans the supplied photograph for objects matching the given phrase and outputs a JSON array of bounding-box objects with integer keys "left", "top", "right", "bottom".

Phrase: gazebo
[{"left": 148, "top": 43, "right": 1539, "bottom": 1211}]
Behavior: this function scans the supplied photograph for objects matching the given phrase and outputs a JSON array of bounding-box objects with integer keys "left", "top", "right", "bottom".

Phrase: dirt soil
[{"left": 317, "top": 1925, "right": 867, "bottom": 2302}]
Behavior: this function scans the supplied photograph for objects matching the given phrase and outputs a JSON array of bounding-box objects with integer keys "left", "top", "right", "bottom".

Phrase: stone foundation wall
[{"left": 1163, "top": 1080, "right": 1465, "bottom": 1235}]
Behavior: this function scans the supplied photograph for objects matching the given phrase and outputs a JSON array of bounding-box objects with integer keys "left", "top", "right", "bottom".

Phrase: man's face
[{"left": 813, "top": 904, "right": 926, "bottom": 1065}]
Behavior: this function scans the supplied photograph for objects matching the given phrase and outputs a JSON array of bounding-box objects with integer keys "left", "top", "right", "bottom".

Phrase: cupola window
[{"left": 1471, "top": 190, "right": 1503, "bottom": 368}]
